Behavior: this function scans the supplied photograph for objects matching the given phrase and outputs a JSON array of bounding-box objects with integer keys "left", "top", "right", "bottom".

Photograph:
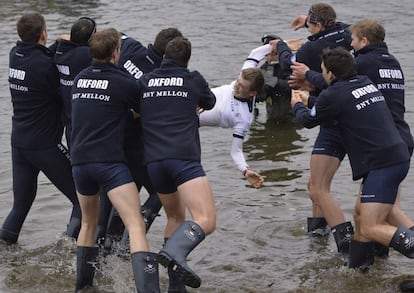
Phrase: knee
[
  {"left": 358, "top": 222, "right": 374, "bottom": 240},
  {"left": 308, "top": 183, "right": 323, "bottom": 203},
  {"left": 195, "top": 216, "right": 216, "bottom": 236}
]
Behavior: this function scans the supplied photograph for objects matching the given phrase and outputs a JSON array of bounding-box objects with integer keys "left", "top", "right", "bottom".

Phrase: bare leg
[
  {"left": 158, "top": 192, "right": 186, "bottom": 238},
  {"left": 309, "top": 154, "right": 345, "bottom": 228},
  {"left": 77, "top": 193, "right": 100, "bottom": 247},
  {"left": 107, "top": 182, "right": 148, "bottom": 253},
  {"left": 358, "top": 202, "right": 396, "bottom": 245},
  {"left": 178, "top": 176, "right": 216, "bottom": 235}
]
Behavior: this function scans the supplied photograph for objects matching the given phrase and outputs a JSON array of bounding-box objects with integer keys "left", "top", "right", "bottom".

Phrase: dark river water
[{"left": 1, "top": 0, "right": 414, "bottom": 292}]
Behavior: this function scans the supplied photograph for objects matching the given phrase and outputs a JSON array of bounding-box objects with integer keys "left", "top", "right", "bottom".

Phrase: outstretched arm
[
  {"left": 242, "top": 44, "right": 272, "bottom": 70},
  {"left": 231, "top": 136, "right": 264, "bottom": 188}
]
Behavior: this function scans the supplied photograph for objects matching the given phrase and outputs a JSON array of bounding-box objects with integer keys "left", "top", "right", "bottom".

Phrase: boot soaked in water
[
  {"left": 75, "top": 246, "right": 99, "bottom": 292},
  {"left": 348, "top": 240, "right": 374, "bottom": 272},
  {"left": 131, "top": 252, "right": 160, "bottom": 293},
  {"left": 307, "top": 217, "right": 330, "bottom": 237},
  {"left": 116, "top": 197, "right": 163, "bottom": 259},
  {"left": 0, "top": 228, "right": 19, "bottom": 245},
  {"left": 332, "top": 221, "right": 354, "bottom": 262},
  {"left": 141, "top": 193, "right": 162, "bottom": 232},
  {"left": 66, "top": 217, "right": 81, "bottom": 240},
  {"left": 158, "top": 221, "right": 206, "bottom": 288},
  {"left": 164, "top": 238, "right": 187, "bottom": 293},
  {"left": 103, "top": 208, "right": 124, "bottom": 255},
  {"left": 400, "top": 279, "right": 414, "bottom": 292},
  {"left": 373, "top": 242, "right": 389, "bottom": 259},
  {"left": 390, "top": 226, "right": 414, "bottom": 258}
]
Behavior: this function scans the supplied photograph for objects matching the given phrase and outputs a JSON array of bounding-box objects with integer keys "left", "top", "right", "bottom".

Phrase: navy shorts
[
  {"left": 312, "top": 127, "right": 346, "bottom": 161},
  {"left": 361, "top": 160, "right": 410, "bottom": 204},
  {"left": 72, "top": 162, "right": 134, "bottom": 195},
  {"left": 147, "top": 159, "right": 206, "bottom": 194}
]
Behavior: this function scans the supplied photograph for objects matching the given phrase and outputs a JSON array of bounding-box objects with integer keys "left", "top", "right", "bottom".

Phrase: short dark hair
[
  {"left": 164, "top": 36, "right": 191, "bottom": 65},
  {"left": 308, "top": 3, "right": 336, "bottom": 28},
  {"left": 153, "top": 27, "right": 183, "bottom": 55},
  {"left": 89, "top": 28, "right": 120, "bottom": 62},
  {"left": 321, "top": 47, "right": 357, "bottom": 79},
  {"left": 351, "top": 19, "right": 385, "bottom": 44},
  {"left": 70, "top": 17, "right": 96, "bottom": 44},
  {"left": 17, "top": 12, "right": 45, "bottom": 43}
]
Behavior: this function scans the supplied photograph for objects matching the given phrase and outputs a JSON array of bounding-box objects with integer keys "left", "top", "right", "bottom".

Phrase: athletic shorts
[
  {"left": 312, "top": 127, "right": 346, "bottom": 161},
  {"left": 360, "top": 160, "right": 410, "bottom": 204},
  {"left": 147, "top": 159, "right": 206, "bottom": 194},
  {"left": 72, "top": 162, "right": 134, "bottom": 195}
]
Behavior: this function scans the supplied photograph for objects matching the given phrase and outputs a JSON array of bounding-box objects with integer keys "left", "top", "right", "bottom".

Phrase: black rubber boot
[
  {"left": 103, "top": 208, "right": 124, "bottom": 253},
  {"left": 390, "top": 226, "right": 414, "bottom": 258},
  {"left": 0, "top": 228, "right": 19, "bottom": 244},
  {"left": 141, "top": 194, "right": 162, "bottom": 232},
  {"left": 164, "top": 238, "right": 187, "bottom": 293},
  {"left": 66, "top": 217, "right": 81, "bottom": 240},
  {"left": 373, "top": 242, "right": 389, "bottom": 258},
  {"left": 348, "top": 240, "right": 374, "bottom": 272},
  {"left": 307, "top": 217, "right": 330, "bottom": 237},
  {"left": 400, "top": 279, "right": 414, "bottom": 292},
  {"left": 75, "top": 246, "right": 99, "bottom": 292},
  {"left": 158, "top": 221, "right": 206, "bottom": 288},
  {"left": 332, "top": 221, "right": 354, "bottom": 258},
  {"left": 131, "top": 251, "right": 160, "bottom": 293},
  {"left": 94, "top": 225, "right": 106, "bottom": 247}
]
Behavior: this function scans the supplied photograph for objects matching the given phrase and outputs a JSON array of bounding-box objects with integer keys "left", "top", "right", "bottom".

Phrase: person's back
[
  {"left": 54, "top": 17, "right": 96, "bottom": 147},
  {"left": 351, "top": 19, "right": 414, "bottom": 152},
  {"left": 139, "top": 37, "right": 216, "bottom": 165},
  {"left": 10, "top": 15, "right": 63, "bottom": 149},
  {"left": 1, "top": 12, "right": 81, "bottom": 245}
]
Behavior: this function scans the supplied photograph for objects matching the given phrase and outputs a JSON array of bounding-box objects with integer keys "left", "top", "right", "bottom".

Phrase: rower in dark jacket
[
  {"left": 139, "top": 36, "right": 216, "bottom": 289},
  {"left": 101, "top": 29, "right": 183, "bottom": 260},
  {"left": 53, "top": 17, "right": 96, "bottom": 148},
  {"left": 0, "top": 12, "right": 81, "bottom": 245},
  {"left": 70, "top": 28, "right": 159, "bottom": 292},
  {"left": 292, "top": 47, "right": 413, "bottom": 272}
]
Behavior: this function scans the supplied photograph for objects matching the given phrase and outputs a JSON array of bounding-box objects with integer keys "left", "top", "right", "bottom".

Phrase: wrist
[{"left": 242, "top": 167, "right": 251, "bottom": 176}]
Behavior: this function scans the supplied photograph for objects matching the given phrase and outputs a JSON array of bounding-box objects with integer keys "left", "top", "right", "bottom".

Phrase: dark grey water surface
[{"left": 1, "top": 0, "right": 414, "bottom": 292}]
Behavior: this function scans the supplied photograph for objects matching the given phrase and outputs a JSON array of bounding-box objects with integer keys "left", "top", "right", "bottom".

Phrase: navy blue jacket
[
  {"left": 9, "top": 41, "right": 63, "bottom": 149},
  {"left": 277, "top": 22, "right": 353, "bottom": 75},
  {"left": 354, "top": 42, "right": 414, "bottom": 151},
  {"left": 54, "top": 39, "right": 92, "bottom": 145},
  {"left": 118, "top": 34, "right": 163, "bottom": 151},
  {"left": 293, "top": 75, "right": 410, "bottom": 180},
  {"left": 70, "top": 62, "right": 140, "bottom": 165},
  {"left": 139, "top": 59, "right": 216, "bottom": 164}
]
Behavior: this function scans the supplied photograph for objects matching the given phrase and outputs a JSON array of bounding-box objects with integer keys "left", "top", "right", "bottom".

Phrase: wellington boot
[
  {"left": 348, "top": 240, "right": 374, "bottom": 272},
  {"left": 307, "top": 217, "right": 330, "bottom": 237},
  {"left": 66, "top": 217, "right": 81, "bottom": 240},
  {"left": 164, "top": 238, "right": 187, "bottom": 292},
  {"left": 158, "top": 221, "right": 205, "bottom": 288},
  {"left": 373, "top": 242, "right": 389, "bottom": 258},
  {"left": 141, "top": 193, "right": 162, "bottom": 232},
  {"left": 390, "top": 226, "right": 414, "bottom": 258},
  {"left": 75, "top": 246, "right": 99, "bottom": 292},
  {"left": 131, "top": 251, "right": 160, "bottom": 293},
  {"left": 332, "top": 221, "right": 354, "bottom": 258},
  {"left": 400, "top": 279, "right": 414, "bottom": 292},
  {"left": 0, "top": 228, "right": 19, "bottom": 244},
  {"left": 168, "top": 266, "right": 188, "bottom": 293}
]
